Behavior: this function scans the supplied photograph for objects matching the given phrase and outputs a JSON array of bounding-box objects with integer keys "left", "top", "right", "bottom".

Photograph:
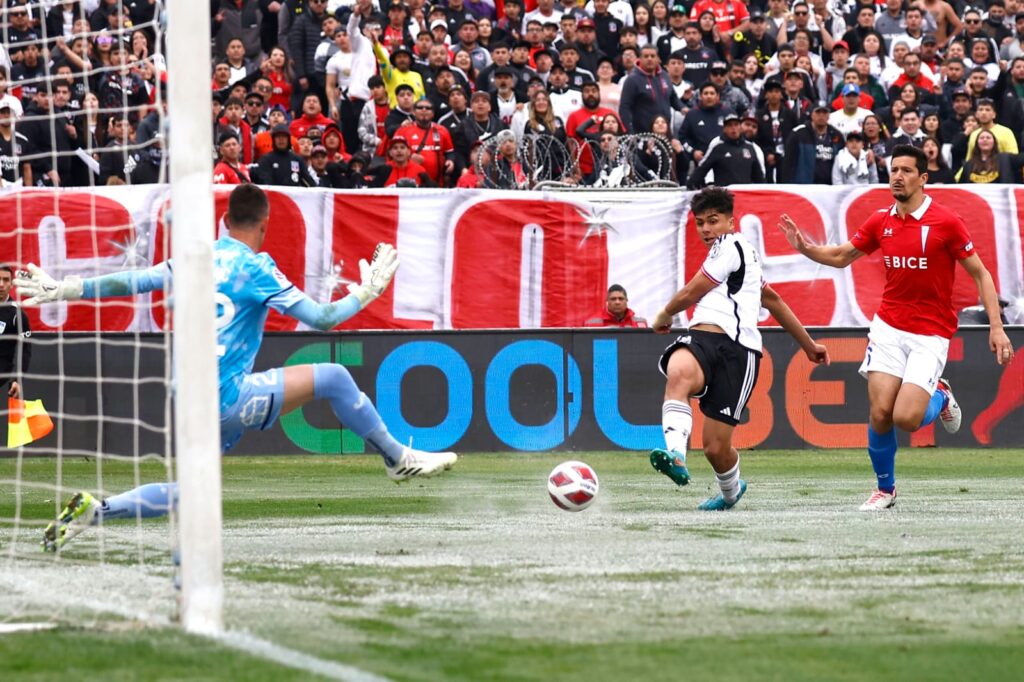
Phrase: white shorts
[{"left": 858, "top": 316, "right": 949, "bottom": 393}]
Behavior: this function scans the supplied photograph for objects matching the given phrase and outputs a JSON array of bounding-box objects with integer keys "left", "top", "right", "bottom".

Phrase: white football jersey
[{"left": 691, "top": 232, "right": 764, "bottom": 352}]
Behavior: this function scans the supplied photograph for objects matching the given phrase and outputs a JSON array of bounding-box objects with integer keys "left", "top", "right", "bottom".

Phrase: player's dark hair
[
  {"left": 0, "top": 264, "right": 13, "bottom": 277},
  {"left": 890, "top": 144, "right": 927, "bottom": 174},
  {"left": 607, "top": 284, "right": 627, "bottom": 298},
  {"left": 691, "top": 187, "right": 734, "bottom": 218},
  {"left": 227, "top": 184, "right": 269, "bottom": 229}
]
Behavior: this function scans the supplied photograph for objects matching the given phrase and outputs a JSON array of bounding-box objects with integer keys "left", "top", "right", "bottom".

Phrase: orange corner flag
[{"left": 8, "top": 397, "right": 54, "bottom": 448}]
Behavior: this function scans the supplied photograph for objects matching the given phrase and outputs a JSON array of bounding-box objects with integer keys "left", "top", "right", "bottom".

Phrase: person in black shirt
[
  {"left": 0, "top": 264, "right": 31, "bottom": 399},
  {"left": 0, "top": 103, "right": 33, "bottom": 186},
  {"left": 688, "top": 113, "right": 765, "bottom": 188}
]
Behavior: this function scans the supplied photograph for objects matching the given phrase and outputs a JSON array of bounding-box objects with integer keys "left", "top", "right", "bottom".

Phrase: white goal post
[{"left": 166, "top": 0, "right": 223, "bottom": 634}]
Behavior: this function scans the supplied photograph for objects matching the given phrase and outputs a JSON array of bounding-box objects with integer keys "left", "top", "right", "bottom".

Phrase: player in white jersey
[
  {"left": 18, "top": 185, "right": 457, "bottom": 552},
  {"left": 649, "top": 187, "right": 830, "bottom": 510}
]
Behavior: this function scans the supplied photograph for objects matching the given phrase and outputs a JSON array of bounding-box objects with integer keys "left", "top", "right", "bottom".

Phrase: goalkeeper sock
[
  {"left": 99, "top": 483, "right": 178, "bottom": 522},
  {"left": 867, "top": 425, "right": 898, "bottom": 493},
  {"left": 661, "top": 400, "right": 692, "bottom": 455},
  {"left": 919, "top": 388, "right": 947, "bottom": 428},
  {"left": 313, "top": 363, "right": 404, "bottom": 466}
]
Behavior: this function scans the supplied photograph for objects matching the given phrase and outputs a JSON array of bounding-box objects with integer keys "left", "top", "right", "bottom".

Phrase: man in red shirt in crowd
[
  {"left": 583, "top": 284, "right": 648, "bottom": 328},
  {"left": 778, "top": 144, "right": 1012, "bottom": 511},
  {"left": 383, "top": 135, "right": 432, "bottom": 187},
  {"left": 290, "top": 92, "right": 336, "bottom": 140},
  {"left": 213, "top": 133, "right": 252, "bottom": 184},
  {"left": 395, "top": 98, "right": 455, "bottom": 186},
  {"left": 566, "top": 81, "right": 626, "bottom": 178}
]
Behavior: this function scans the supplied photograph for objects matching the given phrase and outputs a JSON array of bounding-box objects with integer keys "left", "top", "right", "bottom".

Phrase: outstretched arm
[
  {"left": 15, "top": 262, "right": 170, "bottom": 305},
  {"left": 777, "top": 213, "right": 864, "bottom": 268},
  {"left": 284, "top": 243, "right": 400, "bottom": 331},
  {"left": 649, "top": 271, "right": 719, "bottom": 333},
  {"left": 958, "top": 253, "right": 1014, "bottom": 365},
  {"left": 761, "top": 284, "right": 829, "bottom": 365}
]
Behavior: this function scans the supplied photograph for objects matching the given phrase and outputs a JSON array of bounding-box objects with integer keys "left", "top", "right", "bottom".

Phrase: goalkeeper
[{"left": 17, "top": 184, "right": 457, "bottom": 552}]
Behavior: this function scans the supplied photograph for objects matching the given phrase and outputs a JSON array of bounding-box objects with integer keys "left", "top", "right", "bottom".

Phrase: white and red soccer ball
[{"left": 547, "top": 461, "right": 599, "bottom": 511}]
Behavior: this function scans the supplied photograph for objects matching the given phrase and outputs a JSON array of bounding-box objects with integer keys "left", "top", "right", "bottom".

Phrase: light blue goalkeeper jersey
[{"left": 211, "top": 236, "right": 305, "bottom": 410}]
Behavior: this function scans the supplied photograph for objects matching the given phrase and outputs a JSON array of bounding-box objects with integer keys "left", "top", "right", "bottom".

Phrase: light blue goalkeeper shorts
[{"left": 220, "top": 368, "right": 286, "bottom": 453}]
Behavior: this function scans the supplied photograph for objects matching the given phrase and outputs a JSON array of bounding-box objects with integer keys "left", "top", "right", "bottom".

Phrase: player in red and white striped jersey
[{"left": 778, "top": 144, "right": 1013, "bottom": 511}]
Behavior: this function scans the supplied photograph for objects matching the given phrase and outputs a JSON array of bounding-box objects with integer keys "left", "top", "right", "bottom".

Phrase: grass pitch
[{"left": 2, "top": 450, "right": 1023, "bottom": 681}]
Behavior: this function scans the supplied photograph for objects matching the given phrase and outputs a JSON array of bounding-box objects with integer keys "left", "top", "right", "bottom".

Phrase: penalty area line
[
  {"left": 0, "top": 623, "right": 58, "bottom": 634},
  {"left": 218, "top": 630, "right": 394, "bottom": 682}
]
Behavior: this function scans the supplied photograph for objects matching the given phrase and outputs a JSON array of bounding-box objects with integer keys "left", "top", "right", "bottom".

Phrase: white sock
[
  {"left": 716, "top": 460, "right": 741, "bottom": 503},
  {"left": 662, "top": 400, "right": 692, "bottom": 456}
]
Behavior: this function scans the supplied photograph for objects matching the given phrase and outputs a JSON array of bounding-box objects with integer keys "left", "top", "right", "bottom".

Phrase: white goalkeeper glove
[
  {"left": 347, "top": 243, "right": 399, "bottom": 308},
  {"left": 14, "top": 264, "right": 83, "bottom": 306}
]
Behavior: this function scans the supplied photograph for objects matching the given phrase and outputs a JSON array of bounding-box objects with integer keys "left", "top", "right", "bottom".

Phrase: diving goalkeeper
[{"left": 17, "top": 184, "right": 457, "bottom": 552}]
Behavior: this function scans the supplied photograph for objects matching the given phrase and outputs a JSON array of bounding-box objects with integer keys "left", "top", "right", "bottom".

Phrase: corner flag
[{"left": 8, "top": 397, "right": 54, "bottom": 448}]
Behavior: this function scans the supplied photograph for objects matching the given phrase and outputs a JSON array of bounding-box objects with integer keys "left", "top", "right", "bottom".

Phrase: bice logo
[{"left": 883, "top": 255, "right": 928, "bottom": 269}]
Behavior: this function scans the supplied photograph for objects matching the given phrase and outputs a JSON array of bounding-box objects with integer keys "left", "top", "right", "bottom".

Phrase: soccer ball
[{"left": 547, "top": 461, "right": 599, "bottom": 511}]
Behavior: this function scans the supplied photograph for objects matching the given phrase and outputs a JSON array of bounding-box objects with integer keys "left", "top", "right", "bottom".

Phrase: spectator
[
  {"left": 426, "top": 67, "right": 459, "bottom": 120},
  {"left": 223, "top": 37, "right": 259, "bottom": 88},
  {"left": 955, "top": 129, "right": 1024, "bottom": 183},
  {"left": 566, "top": 81, "right": 625, "bottom": 178},
  {"left": 940, "top": 88, "right": 974, "bottom": 143},
  {"left": 731, "top": 9, "right": 774, "bottom": 66},
  {"left": 307, "top": 144, "right": 332, "bottom": 186},
  {"left": 95, "top": 115, "right": 134, "bottom": 184},
  {"left": 243, "top": 91, "right": 269, "bottom": 137},
  {"left": 484, "top": 128, "right": 528, "bottom": 188},
  {"left": 19, "top": 88, "right": 77, "bottom": 187},
  {"left": 395, "top": 98, "right": 456, "bottom": 186},
  {"left": 708, "top": 60, "right": 749, "bottom": 115},
  {"left": 887, "top": 6, "right": 930, "bottom": 57},
  {"left": 688, "top": 112, "right": 764, "bottom": 188},
  {"left": 0, "top": 67, "right": 24, "bottom": 120},
  {"left": 582, "top": 284, "right": 648, "bottom": 328},
  {"left": 619, "top": 45, "right": 677, "bottom": 133},
  {"left": 753, "top": 80, "right": 796, "bottom": 181},
  {"left": 828, "top": 84, "right": 872, "bottom": 136},
  {"left": 591, "top": 0, "right": 625, "bottom": 58},
  {"left": 695, "top": 11, "right": 727, "bottom": 61},
  {"left": 0, "top": 102, "right": 31, "bottom": 186},
  {"left": 491, "top": 66, "right": 523, "bottom": 126},
  {"left": 861, "top": 113, "right": 890, "bottom": 182},
  {"left": 829, "top": 67, "right": 874, "bottom": 110},
  {"left": 0, "top": 263, "right": 31, "bottom": 400},
  {"left": 546, "top": 64, "right": 583, "bottom": 122},
  {"left": 253, "top": 106, "right": 296, "bottom": 159},
  {"left": 213, "top": 0, "right": 263, "bottom": 63},
  {"left": 454, "top": 18, "right": 493, "bottom": 73},
  {"left": 379, "top": 135, "right": 434, "bottom": 187},
  {"left": 781, "top": 70, "right": 813, "bottom": 124},
  {"left": 831, "top": 130, "right": 877, "bottom": 184},
  {"left": 288, "top": 0, "right": 330, "bottom": 102},
  {"left": 127, "top": 135, "right": 164, "bottom": 185},
  {"left": 883, "top": 108, "right": 927, "bottom": 156},
  {"left": 780, "top": 104, "right": 843, "bottom": 183},
  {"left": 259, "top": 46, "right": 294, "bottom": 111},
  {"left": 996, "top": 57, "right": 1024, "bottom": 135},
  {"left": 523, "top": 0, "right": 563, "bottom": 35},
  {"left": 594, "top": 58, "right": 621, "bottom": 112},
  {"left": 922, "top": 112, "right": 943, "bottom": 143},
  {"left": 375, "top": 40, "right": 426, "bottom": 107},
  {"left": 922, "top": 137, "right": 955, "bottom": 184},
  {"left": 10, "top": 43, "right": 46, "bottom": 106},
  {"left": 455, "top": 90, "right": 506, "bottom": 169},
  {"left": 675, "top": 22, "right": 715, "bottom": 87},
  {"left": 679, "top": 82, "right": 730, "bottom": 169},
  {"left": 384, "top": 83, "right": 417, "bottom": 138},
  {"left": 455, "top": 138, "right": 492, "bottom": 188},
  {"left": 290, "top": 91, "right": 335, "bottom": 139},
  {"left": 213, "top": 133, "right": 252, "bottom": 184},
  {"left": 382, "top": 1, "right": 414, "bottom": 55},
  {"left": 439, "top": 85, "right": 471, "bottom": 153},
  {"left": 656, "top": 5, "right": 689, "bottom": 65},
  {"left": 217, "top": 97, "right": 254, "bottom": 164},
  {"left": 321, "top": 125, "right": 348, "bottom": 163},
  {"left": 359, "top": 76, "right": 392, "bottom": 158},
  {"left": 558, "top": 42, "right": 596, "bottom": 90},
  {"left": 252, "top": 123, "right": 314, "bottom": 186},
  {"left": 965, "top": 98, "right": 1018, "bottom": 160}
]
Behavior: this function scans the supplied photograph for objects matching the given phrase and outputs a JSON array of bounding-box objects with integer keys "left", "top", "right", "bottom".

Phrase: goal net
[{"left": 0, "top": 0, "right": 220, "bottom": 633}]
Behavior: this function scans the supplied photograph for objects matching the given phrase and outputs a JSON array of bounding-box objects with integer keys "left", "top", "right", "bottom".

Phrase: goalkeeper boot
[
  {"left": 42, "top": 491, "right": 99, "bottom": 552},
  {"left": 650, "top": 448, "right": 690, "bottom": 486},
  {"left": 697, "top": 480, "right": 747, "bottom": 511},
  {"left": 859, "top": 488, "right": 897, "bottom": 511},
  {"left": 386, "top": 448, "right": 458, "bottom": 482},
  {"left": 936, "top": 378, "right": 962, "bottom": 434}
]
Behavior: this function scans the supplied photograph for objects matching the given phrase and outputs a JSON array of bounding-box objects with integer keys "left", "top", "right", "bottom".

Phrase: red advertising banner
[{"left": 1, "top": 185, "right": 1021, "bottom": 332}]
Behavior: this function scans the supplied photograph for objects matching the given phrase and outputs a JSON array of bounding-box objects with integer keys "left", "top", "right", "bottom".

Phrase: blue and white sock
[
  {"left": 867, "top": 425, "right": 898, "bottom": 493},
  {"left": 313, "top": 363, "right": 405, "bottom": 466},
  {"left": 662, "top": 400, "right": 692, "bottom": 456},
  {"left": 98, "top": 483, "right": 178, "bottom": 523},
  {"left": 919, "top": 388, "right": 948, "bottom": 428}
]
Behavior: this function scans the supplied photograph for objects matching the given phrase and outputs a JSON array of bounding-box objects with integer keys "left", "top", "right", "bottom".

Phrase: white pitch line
[
  {"left": 217, "top": 630, "right": 394, "bottom": 682},
  {"left": 0, "top": 622, "right": 58, "bottom": 634}
]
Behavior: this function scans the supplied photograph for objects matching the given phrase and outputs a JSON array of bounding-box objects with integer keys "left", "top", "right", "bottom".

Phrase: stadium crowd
[{"left": 2, "top": 0, "right": 1024, "bottom": 189}]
